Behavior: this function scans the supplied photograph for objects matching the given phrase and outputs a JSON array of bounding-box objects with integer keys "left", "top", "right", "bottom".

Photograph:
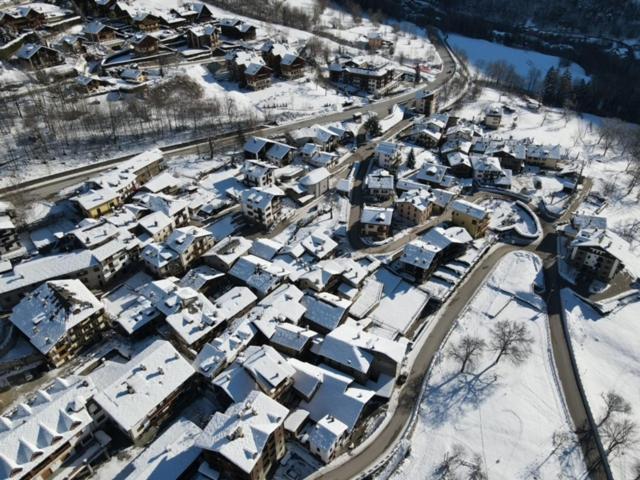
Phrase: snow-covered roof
[
  {"left": 253, "top": 283, "right": 306, "bottom": 326},
  {"left": 239, "top": 345, "right": 295, "bottom": 395},
  {"left": 194, "top": 319, "right": 257, "bottom": 378},
  {"left": 349, "top": 278, "right": 384, "bottom": 319},
  {"left": 103, "top": 273, "right": 158, "bottom": 335},
  {"left": 249, "top": 238, "right": 283, "bottom": 261},
  {"left": 396, "top": 189, "right": 432, "bottom": 212},
  {"left": 212, "top": 362, "right": 258, "bottom": 403},
  {"left": 451, "top": 199, "right": 489, "bottom": 220},
  {"left": 242, "top": 159, "right": 275, "bottom": 179},
  {"left": 300, "top": 167, "right": 330, "bottom": 186},
  {"left": 196, "top": 390, "right": 288, "bottom": 474},
  {"left": 446, "top": 151, "right": 471, "bottom": 168},
  {"left": 126, "top": 418, "right": 202, "bottom": 480},
  {"left": 308, "top": 414, "right": 348, "bottom": 461},
  {"left": 401, "top": 226, "right": 472, "bottom": 271},
  {"left": 360, "top": 206, "right": 393, "bottom": 226},
  {"left": 121, "top": 68, "right": 145, "bottom": 81},
  {"left": 417, "top": 162, "right": 448, "bottom": 183},
  {"left": 166, "top": 286, "right": 256, "bottom": 347},
  {"left": 141, "top": 193, "right": 188, "bottom": 219},
  {"left": 241, "top": 186, "right": 284, "bottom": 210},
  {"left": 83, "top": 20, "right": 110, "bottom": 35},
  {"left": 138, "top": 211, "right": 173, "bottom": 236},
  {"left": 375, "top": 141, "right": 400, "bottom": 157},
  {"left": 571, "top": 228, "right": 640, "bottom": 279},
  {"left": 188, "top": 23, "right": 219, "bottom": 36},
  {"left": 0, "top": 250, "right": 97, "bottom": 298},
  {"left": 142, "top": 242, "right": 178, "bottom": 268},
  {"left": 281, "top": 52, "right": 302, "bottom": 66},
  {"left": 300, "top": 143, "right": 318, "bottom": 156},
  {"left": 72, "top": 187, "right": 119, "bottom": 211},
  {"left": 301, "top": 230, "right": 337, "bottom": 260},
  {"left": 270, "top": 323, "right": 318, "bottom": 353},
  {"left": 142, "top": 172, "right": 184, "bottom": 194},
  {"left": 178, "top": 265, "right": 224, "bottom": 292},
  {"left": 301, "top": 293, "right": 349, "bottom": 331},
  {"left": 228, "top": 255, "right": 288, "bottom": 296},
  {"left": 266, "top": 141, "right": 293, "bottom": 161},
  {"left": 165, "top": 226, "right": 211, "bottom": 256},
  {"left": 68, "top": 218, "right": 121, "bottom": 249},
  {"left": 366, "top": 170, "right": 395, "bottom": 191},
  {"left": 527, "top": 144, "right": 562, "bottom": 161},
  {"left": 15, "top": 43, "right": 57, "bottom": 60},
  {"left": 10, "top": 280, "right": 102, "bottom": 355},
  {"left": 244, "top": 62, "right": 270, "bottom": 76},
  {"left": 203, "top": 236, "right": 252, "bottom": 270},
  {"left": 470, "top": 155, "right": 503, "bottom": 173},
  {"left": 571, "top": 214, "right": 607, "bottom": 231},
  {"left": 92, "top": 340, "right": 195, "bottom": 433},
  {"left": 431, "top": 188, "right": 457, "bottom": 208},
  {"left": 0, "top": 376, "right": 96, "bottom": 480},
  {"left": 290, "top": 360, "right": 375, "bottom": 431},
  {"left": 284, "top": 408, "right": 309, "bottom": 434}
]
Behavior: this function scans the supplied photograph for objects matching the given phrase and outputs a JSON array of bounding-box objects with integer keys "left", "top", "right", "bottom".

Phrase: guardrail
[{"left": 558, "top": 289, "right": 614, "bottom": 480}]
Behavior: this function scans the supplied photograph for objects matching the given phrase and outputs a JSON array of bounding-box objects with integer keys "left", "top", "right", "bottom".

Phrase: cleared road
[
  {"left": 1, "top": 33, "right": 457, "bottom": 203},
  {"left": 319, "top": 177, "right": 609, "bottom": 480}
]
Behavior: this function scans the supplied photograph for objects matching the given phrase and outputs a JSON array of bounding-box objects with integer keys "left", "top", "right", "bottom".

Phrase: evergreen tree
[
  {"left": 407, "top": 148, "right": 416, "bottom": 169},
  {"left": 557, "top": 69, "right": 574, "bottom": 107},
  {"left": 364, "top": 116, "right": 381, "bottom": 137},
  {"left": 542, "top": 67, "right": 559, "bottom": 105}
]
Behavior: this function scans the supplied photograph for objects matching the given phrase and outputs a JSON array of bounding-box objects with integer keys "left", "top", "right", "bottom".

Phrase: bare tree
[
  {"left": 598, "top": 391, "right": 632, "bottom": 428},
  {"left": 448, "top": 335, "right": 486, "bottom": 373},
  {"left": 632, "top": 461, "right": 640, "bottom": 480},
  {"left": 602, "top": 418, "right": 637, "bottom": 458},
  {"left": 488, "top": 320, "right": 534, "bottom": 367},
  {"left": 433, "top": 445, "right": 486, "bottom": 480},
  {"left": 466, "top": 454, "right": 488, "bottom": 480},
  {"left": 433, "top": 444, "right": 465, "bottom": 479}
]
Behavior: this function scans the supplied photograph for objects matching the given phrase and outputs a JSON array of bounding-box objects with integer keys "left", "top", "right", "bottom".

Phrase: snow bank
[{"left": 562, "top": 289, "right": 640, "bottom": 479}]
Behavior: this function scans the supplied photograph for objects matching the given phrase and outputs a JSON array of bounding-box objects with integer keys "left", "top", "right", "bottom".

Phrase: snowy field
[
  {"left": 172, "top": 64, "right": 362, "bottom": 122},
  {"left": 390, "top": 251, "right": 585, "bottom": 480},
  {"left": 283, "top": 0, "right": 442, "bottom": 68},
  {"left": 562, "top": 289, "right": 640, "bottom": 478},
  {"left": 447, "top": 33, "right": 588, "bottom": 81}
]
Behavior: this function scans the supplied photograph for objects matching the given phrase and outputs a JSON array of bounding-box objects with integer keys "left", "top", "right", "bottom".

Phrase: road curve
[
  {"left": 0, "top": 32, "right": 457, "bottom": 202},
  {"left": 319, "top": 177, "right": 610, "bottom": 480}
]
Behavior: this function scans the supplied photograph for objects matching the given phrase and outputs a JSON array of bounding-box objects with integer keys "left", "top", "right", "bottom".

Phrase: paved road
[
  {"left": 316, "top": 176, "right": 610, "bottom": 479},
  {"left": 1, "top": 34, "right": 457, "bottom": 203}
]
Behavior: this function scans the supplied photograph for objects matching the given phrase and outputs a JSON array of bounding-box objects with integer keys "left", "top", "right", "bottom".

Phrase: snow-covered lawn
[
  {"left": 173, "top": 64, "right": 362, "bottom": 122},
  {"left": 447, "top": 33, "right": 588, "bottom": 81},
  {"left": 391, "top": 251, "right": 585, "bottom": 480},
  {"left": 562, "top": 289, "right": 640, "bottom": 479}
]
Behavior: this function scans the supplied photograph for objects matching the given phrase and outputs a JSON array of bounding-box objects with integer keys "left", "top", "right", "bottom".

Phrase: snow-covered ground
[
  {"left": 562, "top": 289, "right": 640, "bottom": 479},
  {"left": 447, "top": 33, "right": 588, "bottom": 81},
  {"left": 480, "top": 198, "right": 538, "bottom": 237},
  {"left": 391, "top": 251, "right": 585, "bottom": 480},
  {"left": 173, "top": 63, "right": 363, "bottom": 123},
  {"left": 454, "top": 88, "right": 640, "bottom": 248}
]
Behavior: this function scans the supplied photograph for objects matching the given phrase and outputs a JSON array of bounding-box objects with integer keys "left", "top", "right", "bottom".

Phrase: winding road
[
  {"left": 0, "top": 32, "right": 458, "bottom": 203},
  {"left": 310, "top": 173, "right": 611, "bottom": 479}
]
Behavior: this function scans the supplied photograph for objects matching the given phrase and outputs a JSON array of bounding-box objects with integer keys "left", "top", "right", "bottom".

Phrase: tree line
[{"left": 0, "top": 74, "right": 256, "bottom": 173}]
